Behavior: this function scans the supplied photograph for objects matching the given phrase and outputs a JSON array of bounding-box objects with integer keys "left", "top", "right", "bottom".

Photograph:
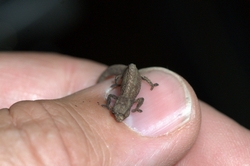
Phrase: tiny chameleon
[{"left": 97, "top": 63, "right": 159, "bottom": 122}]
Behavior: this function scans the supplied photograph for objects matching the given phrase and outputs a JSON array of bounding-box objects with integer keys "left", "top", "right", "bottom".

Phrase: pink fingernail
[{"left": 123, "top": 68, "right": 192, "bottom": 137}]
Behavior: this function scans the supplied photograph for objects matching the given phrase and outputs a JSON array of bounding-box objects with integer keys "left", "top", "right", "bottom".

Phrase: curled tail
[{"left": 97, "top": 64, "right": 127, "bottom": 83}]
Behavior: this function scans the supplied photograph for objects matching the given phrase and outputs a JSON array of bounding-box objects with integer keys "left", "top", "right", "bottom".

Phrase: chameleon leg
[
  {"left": 131, "top": 98, "right": 144, "bottom": 113},
  {"left": 141, "top": 76, "right": 159, "bottom": 90},
  {"left": 111, "top": 75, "right": 122, "bottom": 88},
  {"left": 101, "top": 94, "right": 118, "bottom": 110}
]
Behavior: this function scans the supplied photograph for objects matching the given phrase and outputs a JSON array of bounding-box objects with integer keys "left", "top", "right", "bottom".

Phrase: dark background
[{"left": 1, "top": 1, "right": 250, "bottom": 128}]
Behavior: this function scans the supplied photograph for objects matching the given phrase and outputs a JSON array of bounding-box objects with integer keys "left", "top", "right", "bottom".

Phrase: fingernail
[{"left": 123, "top": 67, "right": 193, "bottom": 137}]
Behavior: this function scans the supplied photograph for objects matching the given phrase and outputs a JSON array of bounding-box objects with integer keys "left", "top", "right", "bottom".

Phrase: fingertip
[
  {"left": 69, "top": 66, "right": 202, "bottom": 165},
  {"left": 120, "top": 67, "right": 200, "bottom": 139}
]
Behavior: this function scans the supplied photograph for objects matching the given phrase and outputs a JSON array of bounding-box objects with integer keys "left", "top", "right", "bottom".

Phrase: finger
[
  {"left": 0, "top": 52, "right": 106, "bottom": 107},
  {"left": 176, "top": 101, "right": 250, "bottom": 165},
  {"left": 2, "top": 65, "right": 200, "bottom": 165},
  {"left": 62, "top": 66, "right": 201, "bottom": 165},
  {"left": 0, "top": 101, "right": 71, "bottom": 165}
]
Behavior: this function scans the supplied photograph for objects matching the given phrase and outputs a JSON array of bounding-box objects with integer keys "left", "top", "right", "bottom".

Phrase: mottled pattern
[{"left": 98, "top": 64, "right": 158, "bottom": 122}]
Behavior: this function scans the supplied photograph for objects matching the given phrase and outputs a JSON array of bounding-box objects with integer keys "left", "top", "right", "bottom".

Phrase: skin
[{"left": 0, "top": 52, "right": 249, "bottom": 165}]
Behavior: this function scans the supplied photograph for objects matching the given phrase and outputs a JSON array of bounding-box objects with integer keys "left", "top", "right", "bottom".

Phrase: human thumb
[{"left": 65, "top": 66, "right": 201, "bottom": 165}]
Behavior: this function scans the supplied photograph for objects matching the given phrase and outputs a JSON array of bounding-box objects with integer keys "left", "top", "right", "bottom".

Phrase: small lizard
[{"left": 97, "top": 63, "right": 159, "bottom": 122}]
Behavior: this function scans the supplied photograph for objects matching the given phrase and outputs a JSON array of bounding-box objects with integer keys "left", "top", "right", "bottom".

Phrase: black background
[{"left": 1, "top": 1, "right": 250, "bottom": 128}]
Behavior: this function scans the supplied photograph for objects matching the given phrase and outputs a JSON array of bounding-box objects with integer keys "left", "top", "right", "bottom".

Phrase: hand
[{"left": 0, "top": 52, "right": 249, "bottom": 165}]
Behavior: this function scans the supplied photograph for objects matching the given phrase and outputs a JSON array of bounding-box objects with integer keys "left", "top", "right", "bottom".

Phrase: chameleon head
[
  {"left": 114, "top": 113, "right": 126, "bottom": 122},
  {"left": 112, "top": 98, "right": 131, "bottom": 122}
]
